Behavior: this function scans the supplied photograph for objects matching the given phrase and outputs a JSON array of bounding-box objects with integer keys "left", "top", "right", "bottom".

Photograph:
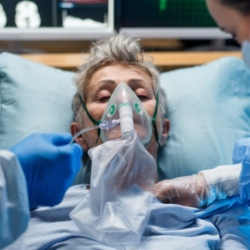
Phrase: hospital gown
[{"left": 5, "top": 185, "right": 250, "bottom": 250}]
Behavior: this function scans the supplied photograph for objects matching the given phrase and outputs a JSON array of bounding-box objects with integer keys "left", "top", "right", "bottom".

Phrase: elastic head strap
[
  {"left": 78, "top": 94, "right": 97, "bottom": 125},
  {"left": 152, "top": 93, "right": 160, "bottom": 146},
  {"left": 78, "top": 94, "right": 101, "bottom": 144}
]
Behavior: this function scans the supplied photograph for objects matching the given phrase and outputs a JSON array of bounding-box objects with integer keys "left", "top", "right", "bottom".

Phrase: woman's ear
[
  {"left": 70, "top": 122, "right": 89, "bottom": 151},
  {"left": 159, "top": 118, "right": 170, "bottom": 146}
]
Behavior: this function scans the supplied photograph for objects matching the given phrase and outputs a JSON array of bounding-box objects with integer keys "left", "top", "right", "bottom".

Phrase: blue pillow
[
  {"left": 158, "top": 57, "right": 250, "bottom": 180},
  {"left": 0, "top": 52, "right": 76, "bottom": 149}
]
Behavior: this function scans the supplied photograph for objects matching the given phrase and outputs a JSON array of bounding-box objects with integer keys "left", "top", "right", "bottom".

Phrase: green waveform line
[{"left": 159, "top": 0, "right": 168, "bottom": 11}]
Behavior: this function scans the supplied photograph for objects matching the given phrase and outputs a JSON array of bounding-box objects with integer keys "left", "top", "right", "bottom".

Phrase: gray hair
[{"left": 72, "top": 33, "right": 167, "bottom": 125}]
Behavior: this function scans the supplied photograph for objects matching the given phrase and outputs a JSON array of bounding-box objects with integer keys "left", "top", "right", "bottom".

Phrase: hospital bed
[{"left": 1, "top": 50, "right": 250, "bottom": 249}]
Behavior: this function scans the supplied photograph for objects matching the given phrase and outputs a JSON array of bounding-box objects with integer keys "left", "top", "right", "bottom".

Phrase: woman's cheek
[
  {"left": 143, "top": 100, "right": 156, "bottom": 117},
  {"left": 88, "top": 103, "right": 107, "bottom": 120}
]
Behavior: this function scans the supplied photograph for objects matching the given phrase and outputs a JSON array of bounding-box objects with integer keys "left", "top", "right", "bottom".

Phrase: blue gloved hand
[
  {"left": 232, "top": 137, "right": 250, "bottom": 164},
  {"left": 10, "top": 133, "right": 83, "bottom": 209}
]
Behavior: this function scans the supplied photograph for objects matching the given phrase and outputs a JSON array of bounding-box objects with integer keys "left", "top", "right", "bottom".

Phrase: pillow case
[
  {"left": 158, "top": 57, "right": 250, "bottom": 180},
  {"left": 0, "top": 52, "right": 76, "bottom": 149}
]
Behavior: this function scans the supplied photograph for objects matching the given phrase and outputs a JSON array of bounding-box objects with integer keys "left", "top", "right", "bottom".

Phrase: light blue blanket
[{"left": 5, "top": 185, "right": 250, "bottom": 250}]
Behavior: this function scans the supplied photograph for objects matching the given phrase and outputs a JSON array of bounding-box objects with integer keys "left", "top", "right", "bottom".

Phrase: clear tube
[
  {"left": 70, "top": 119, "right": 120, "bottom": 144},
  {"left": 99, "top": 119, "right": 120, "bottom": 130}
]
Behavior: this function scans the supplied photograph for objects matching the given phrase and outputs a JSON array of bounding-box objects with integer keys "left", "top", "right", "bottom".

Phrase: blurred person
[{"left": 206, "top": 0, "right": 250, "bottom": 67}]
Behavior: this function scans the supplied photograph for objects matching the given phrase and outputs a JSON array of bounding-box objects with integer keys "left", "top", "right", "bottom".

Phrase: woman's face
[
  {"left": 206, "top": 0, "right": 250, "bottom": 44},
  {"left": 71, "top": 64, "right": 169, "bottom": 160}
]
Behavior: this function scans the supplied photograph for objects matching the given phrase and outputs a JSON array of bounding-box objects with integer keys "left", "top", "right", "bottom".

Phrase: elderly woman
[{"left": 70, "top": 34, "right": 169, "bottom": 182}]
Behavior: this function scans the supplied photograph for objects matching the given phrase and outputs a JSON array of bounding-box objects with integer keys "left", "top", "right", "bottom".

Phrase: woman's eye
[
  {"left": 137, "top": 94, "right": 149, "bottom": 100},
  {"left": 96, "top": 90, "right": 112, "bottom": 102},
  {"left": 98, "top": 96, "right": 111, "bottom": 102},
  {"left": 134, "top": 89, "right": 149, "bottom": 100}
]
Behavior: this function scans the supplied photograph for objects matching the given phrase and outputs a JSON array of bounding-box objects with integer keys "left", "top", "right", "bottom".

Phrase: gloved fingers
[
  {"left": 58, "top": 142, "right": 83, "bottom": 165},
  {"left": 153, "top": 175, "right": 209, "bottom": 208},
  {"left": 71, "top": 143, "right": 83, "bottom": 159},
  {"left": 153, "top": 180, "right": 178, "bottom": 204},
  {"left": 154, "top": 182, "right": 199, "bottom": 207},
  {"left": 48, "top": 133, "right": 73, "bottom": 146},
  {"left": 53, "top": 143, "right": 83, "bottom": 189},
  {"left": 11, "top": 132, "right": 83, "bottom": 209}
]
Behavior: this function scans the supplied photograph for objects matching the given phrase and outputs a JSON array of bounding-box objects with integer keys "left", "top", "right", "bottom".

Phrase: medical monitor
[
  {"left": 0, "top": 0, "right": 114, "bottom": 41},
  {"left": 117, "top": 0, "right": 230, "bottom": 39},
  {"left": 58, "top": 0, "right": 109, "bottom": 28}
]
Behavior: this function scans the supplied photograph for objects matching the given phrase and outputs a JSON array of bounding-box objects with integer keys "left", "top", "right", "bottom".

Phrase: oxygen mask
[{"left": 101, "top": 82, "right": 152, "bottom": 145}]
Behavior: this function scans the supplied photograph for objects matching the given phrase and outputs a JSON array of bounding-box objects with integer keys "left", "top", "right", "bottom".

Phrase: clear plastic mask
[{"left": 100, "top": 83, "right": 152, "bottom": 145}]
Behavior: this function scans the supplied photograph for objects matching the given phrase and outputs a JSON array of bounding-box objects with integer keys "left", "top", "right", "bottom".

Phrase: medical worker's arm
[
  {"left": 154, "top": 164, "right": 241, "bottom": 208},
  {"left": 202, "top": 138, "right": 250, "bottom": 205},
  {"left": 154, "top": 138, "right": 250, "bottom": 207},
  {"left": 0, "top": 150, "right": 29, "bottom": 249},
  {"left": 10, "top": 133, "right": 83, "bottom": 209}
]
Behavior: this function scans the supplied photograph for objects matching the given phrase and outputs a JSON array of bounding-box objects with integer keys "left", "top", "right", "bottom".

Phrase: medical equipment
[
  {"left": 71, "top": 83, "right": 156, "bottom": 249},
  {"left": 101, "top": 83, "right": 152, "bottom": 145},
  {"left": 75, "top": 83, "right": 153, "bottom": 145},
  {"left": 15, "top": 1, "right": 41, "bottom": 29},
  {"left": 0, "top": 4, "right": 7, "bottom": 28},
  {"left": 70, "top": 134, "right": 156, "bottom": 250},
  {"left": 70, "top": 119, "right": 120, "bottom": 144}
]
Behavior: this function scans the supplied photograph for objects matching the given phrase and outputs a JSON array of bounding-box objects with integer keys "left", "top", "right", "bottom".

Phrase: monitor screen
[
  {"left": 0, "top": 0, "right": 114, "bottom": 41},
  {"left": 117, "top": 0, "right": 216, "bottom": 28},
  {"left": 0, "top": 0, "right": 109, "bottom": 28},
  {"left": 0, "top": 0, "right": 54, "bottom": 27},
  {"left": 116, "top": 0, "right": 229, "bottom": 39},
  {"left": 58, "top": 0, "right": 108, "bottom": 28}
]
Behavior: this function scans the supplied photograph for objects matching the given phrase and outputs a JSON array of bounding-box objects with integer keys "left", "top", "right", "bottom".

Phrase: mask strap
[
  {"left": 152, "top": 93, "right": 160, "bottom": 146},
  {"left": 78, "top": 94, "right": 101, "bottom": 144}
]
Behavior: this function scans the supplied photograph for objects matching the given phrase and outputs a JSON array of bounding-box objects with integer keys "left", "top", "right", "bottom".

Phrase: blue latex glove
[
  {"left": 232, "top": 137, "right": 250, "bottom": 164},
  {"left": 10, "top": 133, "right": 83, "bottom": 209}
]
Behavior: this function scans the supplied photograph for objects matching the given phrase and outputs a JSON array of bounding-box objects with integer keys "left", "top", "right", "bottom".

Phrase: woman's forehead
[{"left": 88, "top": 64, "right": 153, "bottom": 87}]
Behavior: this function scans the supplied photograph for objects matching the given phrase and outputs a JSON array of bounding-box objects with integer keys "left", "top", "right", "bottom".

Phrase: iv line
[{"left": 70, "top": 119, "right": 120, "bottom": 144}]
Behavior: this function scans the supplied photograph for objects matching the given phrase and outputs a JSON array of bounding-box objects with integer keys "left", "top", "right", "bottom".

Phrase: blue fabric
[
  {"left": 231, "top": 137, "right": 250, "bottom": 205},
  {"left": 232, "top": 137, "right": 250, "bottom": 164},
  {"left": 240, "top": 147, "right": 250, "bottom": 205},
  {"left": 0, "top": 52, "right": 76, "bottom": 150},
  {"left": 158, "top": 57, "right": 250, "bottom": 180},
  {"left": 5, "top": 185, "right": 250, "bottom": 250}
]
